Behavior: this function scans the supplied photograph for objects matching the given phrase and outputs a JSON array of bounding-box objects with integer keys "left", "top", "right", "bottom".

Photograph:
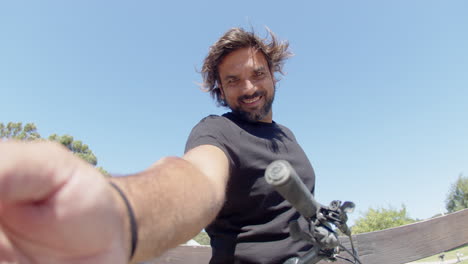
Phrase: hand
[{"left": 0, "top": 141, "right": 129, "bottom": 264}]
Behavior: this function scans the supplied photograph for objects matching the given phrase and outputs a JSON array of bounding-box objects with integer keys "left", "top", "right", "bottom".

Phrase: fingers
[
  {"left": 0, "top": 140, "right": 130, "bottom": 263},
  {"left": 0, "top": 140, "right": 76, "bottom": 203}
]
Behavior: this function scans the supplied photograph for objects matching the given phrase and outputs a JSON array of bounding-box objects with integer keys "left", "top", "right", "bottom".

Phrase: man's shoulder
[
  {"left": 199, "top": 114, "right": 224, "bottom": 121},
  {"left": 190, "top": 113, "right": 238, "bottom": 134},
  {"left": 196, "top": 114, "right": 231, "bottom": 126},
  {"left": 185, "top": 113, "right": 238, "bottom": 154}
]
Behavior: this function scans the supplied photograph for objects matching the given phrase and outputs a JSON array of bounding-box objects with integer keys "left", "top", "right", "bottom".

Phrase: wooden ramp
[
  {"left": 336, "top": 208, "right": 468, "bottom": 264},
  {"left": 146, "top": 209, "right": 468, "bottom": 264},
  {"left": 143, "top": 245, "right": 211, "bottom": 264}
]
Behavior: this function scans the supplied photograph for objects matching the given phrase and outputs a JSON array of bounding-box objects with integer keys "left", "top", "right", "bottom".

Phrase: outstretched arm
[
  {"left": 0, "top": 140, "right": 129, "bottom": 263},
  {"left": 112, "top": 144, "right": 229, "bottom": 263},
  {"left": 0, "top": 141, "right": 229, "bottom": 264}
]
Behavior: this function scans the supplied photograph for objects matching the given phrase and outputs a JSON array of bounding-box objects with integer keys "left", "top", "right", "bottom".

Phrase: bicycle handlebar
[
  {"left": 264, "top": 160, "right": 320, "bottom": 220},
  {"left": 265, "top": 160, "right": 362, "bottom": 264}
]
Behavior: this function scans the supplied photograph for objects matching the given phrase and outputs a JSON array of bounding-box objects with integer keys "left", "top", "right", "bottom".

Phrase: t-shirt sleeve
[{"left": 184, "top": 116, "right": 237, "bottom": 167}]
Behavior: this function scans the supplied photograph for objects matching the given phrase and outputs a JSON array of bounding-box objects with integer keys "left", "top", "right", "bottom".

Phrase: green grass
[{"left": 411, "top": 244, "right": 468, "bottom": 263}]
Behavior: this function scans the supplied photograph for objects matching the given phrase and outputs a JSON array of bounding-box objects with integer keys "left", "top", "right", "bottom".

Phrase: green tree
[
  {"left": 351, "top": 205, "right": 415, "bottom": 234},
  {"left": 446, "top": 174, "right": 468, "bottom": 213},
  {"left": 1, "top": 122, "right": 107, "bottom": 175},
  {"left": 193, "top": 231, "right": 210, "bottom": 245},
  {"left": 0, "top": 122, "right": 41, "bottom": 140},
  {"left": 48, "top": 134, "right": 98, "bottom": 166},
  {"left": 48, "top": 133, "right": 108, "bottom": 175}
]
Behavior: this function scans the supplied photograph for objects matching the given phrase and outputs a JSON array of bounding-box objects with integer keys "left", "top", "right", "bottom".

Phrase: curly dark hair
[{"left": 201, "top": 27, "right": 293, "bottom": 107}]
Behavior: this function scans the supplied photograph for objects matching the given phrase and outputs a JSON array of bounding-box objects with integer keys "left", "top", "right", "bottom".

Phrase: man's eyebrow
[
  {"left": 221, "top": 66, "right": 268, "bottom": 82},
  {"left": 222, "top": 74, "right": 239, "bottom": 81},
  {"left": 254, "top": 66, "right": 267, "bottom": 72}
]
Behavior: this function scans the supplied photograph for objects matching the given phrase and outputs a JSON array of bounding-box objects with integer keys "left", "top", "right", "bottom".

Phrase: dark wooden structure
[{"left": 147, "top": 209, "right": 468, "bottom": 264}]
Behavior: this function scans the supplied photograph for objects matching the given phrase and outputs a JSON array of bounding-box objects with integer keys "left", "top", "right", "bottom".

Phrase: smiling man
[
  {"left": 184, "top": 28, "right": 316, "bottom": 264},
  {"left": 217, "top": 46, "right": 275, "bottom": 122},
  {"left": 0, "top": 27, "right": 316, "bottom": 264}
]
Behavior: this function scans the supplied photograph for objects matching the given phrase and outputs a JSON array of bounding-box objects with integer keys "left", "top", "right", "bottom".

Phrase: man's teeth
[{"left": 243, "top": 97, "right": 260, "bottom": 103}]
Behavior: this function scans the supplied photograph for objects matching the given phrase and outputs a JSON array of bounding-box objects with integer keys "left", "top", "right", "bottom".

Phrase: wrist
[{"left": 109, "top": 181, "right": 138, "bottom": 262}]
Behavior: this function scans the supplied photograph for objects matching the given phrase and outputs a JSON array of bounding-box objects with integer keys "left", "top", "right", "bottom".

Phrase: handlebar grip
[{"left": 264, "top": 160, "right": 319, "bottom": 219}]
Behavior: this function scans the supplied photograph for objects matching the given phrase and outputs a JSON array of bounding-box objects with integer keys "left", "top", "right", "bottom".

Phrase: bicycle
[{"left": 264, "top": 160, "right": 363, "bottom": 264}]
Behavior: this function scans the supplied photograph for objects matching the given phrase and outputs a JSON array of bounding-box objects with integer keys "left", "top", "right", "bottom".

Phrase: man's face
[{"left": 218, "top": 47, "right": 276, "bottom": 123}]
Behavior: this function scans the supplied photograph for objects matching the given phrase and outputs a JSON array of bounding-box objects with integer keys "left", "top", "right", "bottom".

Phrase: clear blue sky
[{"left": 1, "top": 1, "right": 467, "bottom": 225}]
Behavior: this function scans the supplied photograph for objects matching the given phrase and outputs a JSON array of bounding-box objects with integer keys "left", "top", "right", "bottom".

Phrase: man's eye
[{"left": 255, "top": 72, "right": 265, "bottom": 77}]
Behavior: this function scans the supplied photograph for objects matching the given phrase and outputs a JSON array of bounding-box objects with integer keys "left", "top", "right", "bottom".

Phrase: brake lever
[{"left": 319, "top": 200, "right": 354, "bottom": 236}]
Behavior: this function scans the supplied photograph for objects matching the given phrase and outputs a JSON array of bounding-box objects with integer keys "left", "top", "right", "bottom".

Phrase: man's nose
[{"left": 242, "top": 79, "right": 256, "bottom": 92}]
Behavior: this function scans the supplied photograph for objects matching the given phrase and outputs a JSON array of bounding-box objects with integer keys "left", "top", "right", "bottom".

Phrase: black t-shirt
[{"left": 185, "top": 112, "right": 316, "bottom": 264}]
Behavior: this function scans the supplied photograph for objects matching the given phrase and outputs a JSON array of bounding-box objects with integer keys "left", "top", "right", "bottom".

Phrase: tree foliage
[
  {"left": 193, "top": 231, "right": 210, "bottom": 245},
  {"left": 48, "top": 134, "right": 98, "bottom": 166},
  {"left": 446, "top": 174, "right": 468, "bottom": 213},
  {"left": 351, "top": 205, "right": 415, "bottom": 234},
  {"left": 0, "top": 122, "right": 40, "bottom": 141},
  {"left": 1, "top": 122, "right": 107, "bottom": 175}
]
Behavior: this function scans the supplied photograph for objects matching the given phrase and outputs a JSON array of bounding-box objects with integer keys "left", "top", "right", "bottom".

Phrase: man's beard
[{"left": 230, "top": 89, "right": 275, "bottom": 122}]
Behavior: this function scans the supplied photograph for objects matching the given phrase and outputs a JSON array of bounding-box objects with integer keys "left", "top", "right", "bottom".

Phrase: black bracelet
[{"left": 109, "top": 181, "right": 138, "bottom": 261}]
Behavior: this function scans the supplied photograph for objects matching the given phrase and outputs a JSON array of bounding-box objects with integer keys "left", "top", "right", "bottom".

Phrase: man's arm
[
  {"left": 0, "top": 141, "right": 129, "bottom": 263},
  {"left": 105, "top": 144, "right": 230, "bottom": 263},
  {"left": 0, "top": 141, "right": 229, "bottom": 264}
]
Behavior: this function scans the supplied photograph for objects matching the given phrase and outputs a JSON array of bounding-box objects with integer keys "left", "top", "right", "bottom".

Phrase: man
[
  {"left": 0, "top": 27, "right": 314, "bottom": 264},
  {"left": 184, "top": 27, "right": 315, "bottom": 263}
]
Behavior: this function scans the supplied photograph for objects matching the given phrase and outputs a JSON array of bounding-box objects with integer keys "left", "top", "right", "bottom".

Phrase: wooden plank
[
  {"left": 145, "top": 209, "right": 468, "bottom": 264},
  {"left": 333, "top": 208, "right": 468, "bottom": 264},
  {"left": 142, "top": 245, "right": 211, "bottom": 264}
]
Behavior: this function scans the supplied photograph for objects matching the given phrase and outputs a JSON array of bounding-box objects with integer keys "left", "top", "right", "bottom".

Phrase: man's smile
[{"left": 241, "top": 95, "right": 262, "bottom": 106}]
